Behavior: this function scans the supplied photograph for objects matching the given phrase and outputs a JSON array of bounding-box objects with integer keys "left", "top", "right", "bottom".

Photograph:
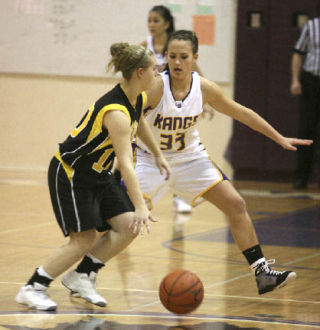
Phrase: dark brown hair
[{"left": 166, "top": 30, "right": 199, "bottom": 54}]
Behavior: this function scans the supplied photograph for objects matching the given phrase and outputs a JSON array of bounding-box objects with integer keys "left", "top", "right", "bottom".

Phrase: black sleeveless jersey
[{"left": 55, "top": 83, "right": 146, "bottom": 184}]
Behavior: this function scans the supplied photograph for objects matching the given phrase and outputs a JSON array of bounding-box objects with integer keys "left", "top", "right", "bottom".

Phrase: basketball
[{"left": 159, "top": 269, "right": 204, "bottom": 314}]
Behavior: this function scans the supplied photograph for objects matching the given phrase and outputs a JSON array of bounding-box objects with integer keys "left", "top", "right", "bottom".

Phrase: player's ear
[
  {"left": 136, "top": 67, "right": 144, "bottom": 78},
  {"left": 193, "top": 53, "right": 199, "bottom": 61}
]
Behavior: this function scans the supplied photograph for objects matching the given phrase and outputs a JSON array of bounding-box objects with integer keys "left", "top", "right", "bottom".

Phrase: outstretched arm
[{"left": 202, "top": 78, "right": 313, "bottom": 150}]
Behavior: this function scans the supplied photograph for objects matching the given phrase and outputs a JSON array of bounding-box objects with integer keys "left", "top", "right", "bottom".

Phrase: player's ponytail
[{"left": 108, "top": 43, "right": 153, "bottom": 80}]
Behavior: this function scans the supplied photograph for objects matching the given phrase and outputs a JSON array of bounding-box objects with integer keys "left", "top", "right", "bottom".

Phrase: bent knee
[
  {"left": 69, "top": 230, "right": 96, "bottom": 253},
  {"left": 108, "top": 212, "right": 138, "bottom": 238},
  {"left": 227, "top": 196, "right": 247, "bottom": 217}
]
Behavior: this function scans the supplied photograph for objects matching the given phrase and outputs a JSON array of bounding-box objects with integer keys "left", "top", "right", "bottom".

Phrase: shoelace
[{"left": 255, "top": 259, "right": 284, "bottom": 276}]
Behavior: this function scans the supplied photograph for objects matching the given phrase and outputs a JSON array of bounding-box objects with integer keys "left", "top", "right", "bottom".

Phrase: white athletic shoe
[
  {"left": 15, "top": 283, "right": 57, "bottom": 311},
  {"left": 62, "top": 270, "right": 107, "bottom": 307},
  {"left": 173, "top": 195, "right": 192, "bottom": 214}
]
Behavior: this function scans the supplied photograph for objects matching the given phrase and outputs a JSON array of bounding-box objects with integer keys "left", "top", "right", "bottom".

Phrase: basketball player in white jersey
[
  {"left": 141, "top": 5, "right": 213, "bottom": 213},
  {"left": 135, "top": 30, "right": 313, "bottom": 295},
  {"left": 141, "top": 5, "right": 174, "bottom": 74}
]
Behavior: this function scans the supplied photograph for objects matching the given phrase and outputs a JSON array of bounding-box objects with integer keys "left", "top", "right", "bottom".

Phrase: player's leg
[
  {"left": 62, "top": 153, "right": 169, "bottom": 305},
  {"left": 173, "top": 194, "right": 192, "bottom": 214},
  {"left": 203, "top": 181, "right": 296, "bottom": 294},
  {"left": 204, "top": 181, "right": 258, "bottom": 249},
  {"left": 15, "top": 229, "right": 96, "bottom": 311},
  {"left": 174, "top": 152, "right": 296, "bottom": 295},
  {"left": 16, "top": 157, "right": 101, "bottom": 311},
  {"left": 62, "top": 212, "right": 137, "bottom": 307},
  {"left": 61, "top": 171, "right": 142, "bottom": 306}
]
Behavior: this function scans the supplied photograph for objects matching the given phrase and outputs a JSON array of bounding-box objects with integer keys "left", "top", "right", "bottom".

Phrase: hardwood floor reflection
[{"left": 0, "top": 170, "right": 319, "bottom": 329}]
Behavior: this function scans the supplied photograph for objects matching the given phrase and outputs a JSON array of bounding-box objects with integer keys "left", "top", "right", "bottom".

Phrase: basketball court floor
[{"left": 0, "top": 170, "right": 319, "bottom": 329}]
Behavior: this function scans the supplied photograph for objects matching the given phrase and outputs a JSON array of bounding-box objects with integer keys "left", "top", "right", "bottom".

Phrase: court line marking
[
  {"left": 126, "top": 300, "right": 160, "bottom": 312},
  {"left": 0, "top": 312, "right": 319, "bottom": 328},
  {"left": 205, "top": 273, "right": 251, "bottom": 288},
  {"left": 0, "top": 212, "right": 51, "bottom": 218},
  {"left": 0, "top": 222, "right": 55, "bottom": 235},
  {"left": 202, "top": 250, "right": 320, "bottom": 293},
  {"left": 282, "top": 251, "right": 320, "bottom": 265},
  {"left": 203, "top": 251, "right": 320, "bottom": 289},
  {"left": 1, "top": 281, "right": 319, "bottom": 305},
  {"left": 0, "top": 179, "right": 46, "bottom": 186}
]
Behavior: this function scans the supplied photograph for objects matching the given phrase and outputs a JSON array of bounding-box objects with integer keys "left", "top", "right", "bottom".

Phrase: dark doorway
[{"left": 228, "top": 0, "right": 319, "bottom": 181}]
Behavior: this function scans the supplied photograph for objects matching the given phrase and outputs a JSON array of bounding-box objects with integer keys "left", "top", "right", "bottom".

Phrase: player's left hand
[
  {"left": 279, "top": 137, "right": 313, "bottom": 151},
  {"left": 155, "top": 155, "right": 171, "bottom": 180}
]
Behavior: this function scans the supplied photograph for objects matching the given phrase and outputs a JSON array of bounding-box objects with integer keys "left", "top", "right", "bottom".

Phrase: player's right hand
[{"left": 130, "top": 206, "right": 158, "bottom": 235}]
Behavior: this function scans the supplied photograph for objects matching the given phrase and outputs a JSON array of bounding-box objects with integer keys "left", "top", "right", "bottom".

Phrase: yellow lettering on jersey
[
  {"left": 71, "top": 105, "right": 94, "bottom": 138},
  {"left": 92, "top": 148, "right": 113, "bottom": 173}
]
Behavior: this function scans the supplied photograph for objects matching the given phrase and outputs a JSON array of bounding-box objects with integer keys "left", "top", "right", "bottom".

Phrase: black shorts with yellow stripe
[{"left": 48, "top": 157, "right": 134, "bottom": 237}]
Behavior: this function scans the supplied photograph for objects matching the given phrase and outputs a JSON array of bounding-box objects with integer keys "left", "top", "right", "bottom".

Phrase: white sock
[
  {"left": 87, "top": 253, "right": 104, "bottom": 264},
  {"left": 37, "top": 266, "right": 54, "bottom": 279}
]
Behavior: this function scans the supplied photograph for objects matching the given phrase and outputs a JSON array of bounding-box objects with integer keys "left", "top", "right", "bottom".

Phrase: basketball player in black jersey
[{"left": 15, "top": 43, "right": 170, "bottom": 311}]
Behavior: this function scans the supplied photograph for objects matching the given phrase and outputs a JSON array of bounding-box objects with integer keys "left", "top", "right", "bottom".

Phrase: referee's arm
[
  {"left": 290, "top": 22, "right": 308, "bottom": 95},
  {"left": 290, "top": 52, "right": 304, "bottom": 95}
]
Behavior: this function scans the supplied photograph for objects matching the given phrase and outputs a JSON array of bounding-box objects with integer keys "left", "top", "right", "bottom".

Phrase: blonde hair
[{"left": 107, "top": 43, "right": 153, "bottom": 80}]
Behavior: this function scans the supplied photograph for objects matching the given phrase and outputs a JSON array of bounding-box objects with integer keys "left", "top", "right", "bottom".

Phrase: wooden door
[{"left": 229, "top": 0, "right": 319, "bottom": 181}]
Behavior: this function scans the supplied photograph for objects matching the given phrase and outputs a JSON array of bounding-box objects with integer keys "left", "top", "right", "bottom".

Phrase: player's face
[
  {"left": 141, "top": 55, "right": 157, "bottom": 90},
  {"left": 147, "top": 11, "right": 169, "bottom": 37},
  {"left": 166, "top": 39, "right": 197, "bottom": 79}
]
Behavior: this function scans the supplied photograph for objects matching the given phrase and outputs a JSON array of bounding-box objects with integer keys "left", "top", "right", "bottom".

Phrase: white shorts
[{"left": 135, "top": 148, "right": 228, "bottom": 209}]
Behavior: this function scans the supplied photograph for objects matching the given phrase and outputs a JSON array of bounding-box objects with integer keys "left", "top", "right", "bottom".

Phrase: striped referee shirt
[{"left": 294, "top": 17, "right": 320, "bottom": 77}]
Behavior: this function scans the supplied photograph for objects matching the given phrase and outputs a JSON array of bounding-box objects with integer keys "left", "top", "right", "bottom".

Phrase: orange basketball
[{"left": 159, "top": 269, "right": 204, "bottom": 314}]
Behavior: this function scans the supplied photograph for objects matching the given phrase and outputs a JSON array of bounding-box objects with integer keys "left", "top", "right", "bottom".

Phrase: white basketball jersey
[
  {"left": 146, "top": 36, "right": 167, "bottom": 72},
  {"left": 137, "top": 70, "right": 204, "bottom": 162}
]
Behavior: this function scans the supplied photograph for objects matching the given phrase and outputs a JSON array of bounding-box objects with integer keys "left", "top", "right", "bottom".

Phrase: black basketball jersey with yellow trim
[{"left": 56, "top": 83, "right": 145, "bottom": 184}]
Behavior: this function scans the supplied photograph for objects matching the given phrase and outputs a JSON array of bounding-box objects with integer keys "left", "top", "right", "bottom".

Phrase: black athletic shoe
[{"left": 254, "top": 259, "right": 296, "bottom": 295}]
